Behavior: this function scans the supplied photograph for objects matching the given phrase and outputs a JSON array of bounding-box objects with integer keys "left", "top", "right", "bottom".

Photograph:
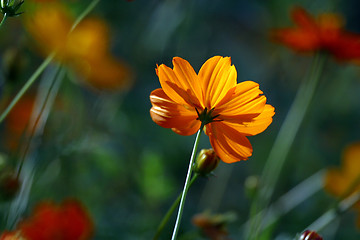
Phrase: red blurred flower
[
  {"left": 0, "top": 199, "right": 93, "bottom": 240},
  {"left": 3, "top": 95, "right": 35, "bottom": 151},
  {"left": 272, "top": 6, "right": 360, "bottom": 61}
]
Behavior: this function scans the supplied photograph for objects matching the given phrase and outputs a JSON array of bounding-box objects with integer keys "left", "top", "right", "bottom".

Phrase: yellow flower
[
  {"left": 324, "top": 143, "right": 360, "bottom": 197},
  {"left": 324, "top": 142, "right": 360, "bottom": 228},
  {"left": 25, "top": 3, "right": 133, "bottom": 91},
  {"left": 25, "top": 3, "right": 71, "bottom": 59},
  {"left": 150, "top": 56, "right": 275, "bottom": 163}
]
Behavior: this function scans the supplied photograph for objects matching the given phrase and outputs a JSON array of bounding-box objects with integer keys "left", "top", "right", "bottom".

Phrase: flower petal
[
  {"left": 215, "top": 81, "right": 268, "bottom": 120},
  {"left": 150, "top": 89, "right": 200, "bottom": 136},
  {"left": 271, "top": 7, "right": 320, "bottom": 52},
  {"left": 157, "top": 57, "right": 202, "bottom": 109},
  {"left": 291, "top": 7, "right": 316, "bottom": 30},
  {"left": 343, "top": 143, "right": 360, "bottom": 178},
  {"left": 324, "top": 168, "right": 348, "bottom": 197},
  {"left": 198, "top": 56, "right": 237, "bottom": 108},
  {"left": 223, "top": 104, "right": 275, "bottom": 136},
  {"left": 173, "top": 57, "right": 203, "bottom": 106},
  {"left": 272, "top": 28, "right": 320, "bottom": 52},
  {"left": 206, "top": 122, "right": 253, "bottom": 163}
]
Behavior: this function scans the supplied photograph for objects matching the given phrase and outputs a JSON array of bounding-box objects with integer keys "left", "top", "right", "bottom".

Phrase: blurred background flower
[
  {"left": 0, "top": 199, "right": 93, "bottom": 240},
  {"left": 24, "top": 1, "right": 133, "bottom": 91}
]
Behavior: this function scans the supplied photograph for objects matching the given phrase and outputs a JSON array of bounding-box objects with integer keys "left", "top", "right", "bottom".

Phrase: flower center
[{"left": 196, "top": 107, "right": 221, "bottom": 126}]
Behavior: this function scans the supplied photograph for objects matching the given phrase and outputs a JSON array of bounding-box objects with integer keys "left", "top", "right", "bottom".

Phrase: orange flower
[
  {"left": 25, "top": 3, "right": 133, "bottom": 91},
  {"left": 324, "top": 142, "right": 360, "bottom": 227},
  {"left": 150, "top": 56, "right": 275, "bottom": 163},
  {"left": 272, "top": 7, "right": 360, "bottom": 61},
  {"left": 0, "top": 199, "right": 93, "bottom": 240}
]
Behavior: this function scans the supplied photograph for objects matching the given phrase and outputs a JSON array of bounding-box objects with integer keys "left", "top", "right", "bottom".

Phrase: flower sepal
[{"left": 1, "top": 0, "right": 24, "bottom": 17}]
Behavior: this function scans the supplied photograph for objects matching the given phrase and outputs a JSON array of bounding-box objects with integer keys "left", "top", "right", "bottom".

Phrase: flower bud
[
  {"left": 244, "top": 175, "right": 259, "bottom": 199},
  {"left": 299, "top": 230, "right": 323, "bottom": 240},
  {"left": 192, "top": 211, "right": 236, "bottom": 240},
  {"left": 0, "top": 157, "right": 20, "bottom": 201},
  {"left": 0, "top": 173, "right": 20, "bottom": 201},
  {"left": 0, "top": 0, "right": 24, "bottom": 17},
  {"left": 194, "top": 149, "right": 220, "bottom": 176}
]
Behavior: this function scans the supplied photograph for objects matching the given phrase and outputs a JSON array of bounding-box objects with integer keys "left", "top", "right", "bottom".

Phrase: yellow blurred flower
[
  {"left": 24, "top": 2, "right": 133, "bottom": 91},
  {"left": 324, "top": 142, "right": 360, "bottom": 227},
  {"left": 324, "top": 143, "right": 360, "bottom": 197}
]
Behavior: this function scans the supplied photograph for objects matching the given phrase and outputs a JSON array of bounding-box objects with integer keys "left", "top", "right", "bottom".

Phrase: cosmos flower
[
  {"left": 0, "top": 199, "right": 93, "bottom": 240},
  {"left": 272, "top": 6, "right": 360, "bottom": 61},
  {"left": 324, "top": 142, "right": 360, "bottom": 227},
  {"left": 24, "top": 2, "right": 133, "bottom": 91},
  {"left": 150, "top": 56, "right": 275, "bottom": 163}
]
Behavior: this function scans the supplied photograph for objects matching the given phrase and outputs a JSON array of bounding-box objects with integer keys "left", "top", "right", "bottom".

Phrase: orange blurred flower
[
  {"left": 272, "top": 6, "right": 360, "bottom": 61},
  {"left": 150, "top": 56, "right": 275, "bottom": 163},
  {"left": 3, "top": 95, "right": 35, "bottom": 151},
  {"left": 0, "top": 199, "right": 93, "bottom": 240},
  {"left": 324, "top": 142, "right": 360, "bottom": 227},
  {"left": 25, "top": 3, "right": 133, "bottom": 91},
  {"left": 0, "top": 231, "right": 23, "bottom": 240}
]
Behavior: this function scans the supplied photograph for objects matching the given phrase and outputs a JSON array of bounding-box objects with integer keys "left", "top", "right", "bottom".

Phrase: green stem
[
  {"left": 0, "top": 13, "right": 7, "bottom": 28},
  {"left": 70, "top": 0, "right": 100, "bottom": 32},
  {"left": 153, "top": 174, "right": 199, "bottom": 240},
  {"left": 248, "top": 53, "right": 325, "bottom": 239},
  {"left": 304, "top": 192, "right": 360, "bottom": 233},
  {"left": 0, "top": 52, "right": 56, "bottom": 124},
  {"left": 171, "top": 125, "right": 204, "bottom": 240},
  {"left": 16, "top": 66, "right": 65, "bottom": 180}
]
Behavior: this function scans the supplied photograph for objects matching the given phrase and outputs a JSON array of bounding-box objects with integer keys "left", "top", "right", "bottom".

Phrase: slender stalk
[
  {"left": 248, "top": 53, "right": 325, "bottom": 239},
  {"left": 6, "top": 65, "right": 64, "bottom": 229},
  {"left": 0, "top": 13, "right": 7, "bottom": 28},
  {"left": 0, "top": 52, "right": 56, "bottom": 124},
  {"left": 16, "top": 66, "right": 65, "bottom": 180},
  {"left": 241, "top": 170, "right": 324, "bottom": 234},
  {"left": 171, "top": 125, "right": 204, "bottom": 240},
  {"left": 70, "top": 0, "right": 100, "bottom": 32},
  {"left": 304, "top": 192, "right": 360, "bottom": 233},
  {"left": 153, "top": 174, "right": 199, "bottom": 240}
]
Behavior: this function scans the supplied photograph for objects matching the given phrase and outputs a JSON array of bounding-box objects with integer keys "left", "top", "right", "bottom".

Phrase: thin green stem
[
  {"left": 0, "top": 52, "right": 56, "bottom": 124},
  {"left": 304, "top": 192, "right": 360, "bottom": 234},
  {"left": 248, "top": 53, "right": 325, "bottom": 239},
  {"left": 153, "top": 174, "right": 199, "bottom": 240},
  {"left": 171, "top": 125, "right": 204, "bottom": 240},
  {"left": 0, "top": 13, "right": 7, "bottom": 28},
  {"left": 16, "top": 66, "right": 65, "bottom": 180},
  {"left": 0, "top": 0, "right": 100, "bottom": 124},
  {"left": 70, "top": 0, "right": 100, "bottom": 32}
]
